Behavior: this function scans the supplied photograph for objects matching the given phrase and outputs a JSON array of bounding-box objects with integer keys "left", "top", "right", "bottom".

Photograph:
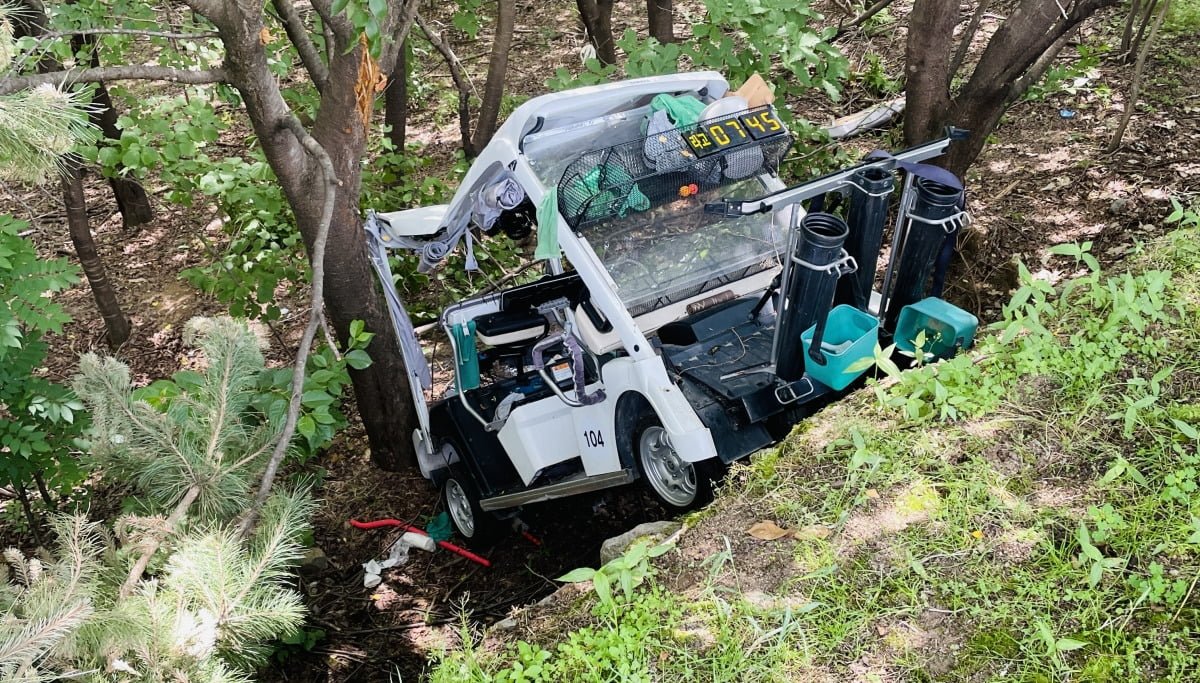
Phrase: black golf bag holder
[{"left": 704, "top": 126, "right": 970, "bottom": 407}]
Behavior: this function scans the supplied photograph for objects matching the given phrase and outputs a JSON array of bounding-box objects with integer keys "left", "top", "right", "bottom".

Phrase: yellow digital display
[{"left": 682, "top": 107, "right": 785, "bottom": 158}]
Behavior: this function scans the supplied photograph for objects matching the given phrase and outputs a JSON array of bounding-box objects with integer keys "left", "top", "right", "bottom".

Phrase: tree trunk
[
  {"left": 1128, "top": 0, "right": 1160, "bottom": 58},
  {"left": 307, "top": 48, "right": 417, "bottom": 472},
  {"left": 384, "top": 40, "right": 409, "bottom": 154},
  {"left": 419, "top": 14, "right": 475, "bottom": 157},
  {"left": 1120, "top": 0, "right": 1143, "bottom": 53},
  {"left": 577, "top": 0, "right": 617, "bottom": 65},
  {"left": 647, "top": 0, "right": 674, "bottom": 43},
  {"left": 904, "top": 0, "right": 958, "bottom": 145},
  {"left": 471, "top": 0, "right": 516, "bottom": 154},
  {"left": 69, "top": 4, "right": 154, "bottom": 231},
  {"left": 90, "top": 80, "right": 155, "bottom": 230},
  {"left": 905, "top": 0, "right": 1120, "bottom": 177},
  {"left": 61, "top": 158, "right": 132, "bottom": 348}
]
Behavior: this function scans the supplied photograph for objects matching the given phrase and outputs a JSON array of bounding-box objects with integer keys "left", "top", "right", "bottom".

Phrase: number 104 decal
[{"left": 582, "top": 429, "right": 605, "bottom": 448}]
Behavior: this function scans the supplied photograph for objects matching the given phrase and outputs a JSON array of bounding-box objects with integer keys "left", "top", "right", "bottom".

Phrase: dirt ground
[{"left": 3, "top": 1, "right": 1198, "bottom": 680}]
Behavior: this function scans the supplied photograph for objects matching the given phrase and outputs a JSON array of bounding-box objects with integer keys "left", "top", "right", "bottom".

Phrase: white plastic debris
[
  {"left": 824, "top": 96, "right": 906, "bottom": 139},
  {"left": 362, "top": 532, "right": 437, "bottom": 587}
]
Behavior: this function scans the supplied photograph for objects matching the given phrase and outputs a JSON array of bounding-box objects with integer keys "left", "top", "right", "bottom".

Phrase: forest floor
[{"left": 3, "top": 0, "right": 1199, "bottom": 680}]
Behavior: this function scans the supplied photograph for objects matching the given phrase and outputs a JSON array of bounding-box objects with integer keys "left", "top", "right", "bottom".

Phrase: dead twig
[
  {"left": 237, "top": 114, "right": 339, "bottom": 539},
  {"left": 1107, "top": 0, "right": 1170, "bottom": 153}
]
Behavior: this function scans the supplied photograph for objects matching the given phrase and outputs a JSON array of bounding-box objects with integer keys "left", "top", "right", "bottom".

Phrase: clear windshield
[{"left": 576, "top": 178, "right": 786, "bottom": 317}]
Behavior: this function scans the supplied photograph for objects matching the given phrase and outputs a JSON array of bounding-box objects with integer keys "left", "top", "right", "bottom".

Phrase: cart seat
[{"left": 475, "top": 310, "right": 548, "bottom": 347}]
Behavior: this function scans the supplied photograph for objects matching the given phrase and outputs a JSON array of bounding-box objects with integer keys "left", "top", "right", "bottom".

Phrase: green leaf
[
  {"left": 591, "top": 569, "right": 612, "bottom": 604},
  {"left": 301, "top": 389, "right": 333, "bottom": 407},
  {"left": 1173, "top": 419, "right": 1200, "bottom": 440},
  {"left": 297, "top": 415, "right": 316, "bottom": 440},
  {"left": 647, "top": 541, "right": 673, "bottom": 558},
  {"left": 345, "top": 349, "right": 372, "bottom": 370},
  {"left": 556, "top": 567, "right": 595, "bottom": 583},
  {"left": 1055, "top": 638, "right": 1088, "bottom": 652},
  {"left": 349, "top": 319, "right": 366, "bottom": 339}
]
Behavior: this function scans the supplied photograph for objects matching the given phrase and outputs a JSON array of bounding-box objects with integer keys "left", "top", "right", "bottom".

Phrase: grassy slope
[{"left": 431, "top": 215, "right": 1200, "bottom": 682}]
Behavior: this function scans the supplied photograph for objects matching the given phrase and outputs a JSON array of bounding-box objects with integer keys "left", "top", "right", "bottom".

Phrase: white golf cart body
[{"left": 364, "top": 72, "right": 961, "bottom": 515}]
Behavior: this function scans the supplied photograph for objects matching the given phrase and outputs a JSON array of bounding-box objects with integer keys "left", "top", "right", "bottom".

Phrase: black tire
[
  {"left": 633, "top": 413, "right": 724, "bottom": 512},
  {"left": 440, "top": 444, "right": 503, "bottom": 544}
]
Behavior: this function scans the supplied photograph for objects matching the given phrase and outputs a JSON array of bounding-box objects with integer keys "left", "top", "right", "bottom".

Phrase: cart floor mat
[{"left": 665, "top": 320, "right": 776, "bottom": 401}]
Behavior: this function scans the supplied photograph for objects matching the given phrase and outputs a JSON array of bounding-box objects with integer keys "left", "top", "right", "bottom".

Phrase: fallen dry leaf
[
  {"left": 865, "top": 488, "right": 880, "bottom": 500},
  {"left": 258, "top": 27, "right": 272, "bottom": 45},
  {"left": 793, "top": 525, "right": 832, "bottom": 540},
  {"left": 747, "top": 520, "right": 792, "bottom": 541}
]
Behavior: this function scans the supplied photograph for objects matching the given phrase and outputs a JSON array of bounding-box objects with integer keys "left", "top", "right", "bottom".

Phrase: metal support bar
[
  {"left": 705, "top": 129, "right": 963, "bottom": 217},
  {"left": 480, "top": 469, "right": 637, "bottom": 511}
]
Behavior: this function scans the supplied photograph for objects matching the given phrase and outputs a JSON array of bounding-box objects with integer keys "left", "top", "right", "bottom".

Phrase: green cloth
[
  {"left": 648, "top": 94, "right": 706, "bottom": 127},
  {"left": 566, "top": 165, "right": 650, "bottom": 223},
  {"left": 426, "top": 511, "right": 453, "bottom": 542},
  {"left": 535, "top": 187, "right": 560, "bottom": 260}
]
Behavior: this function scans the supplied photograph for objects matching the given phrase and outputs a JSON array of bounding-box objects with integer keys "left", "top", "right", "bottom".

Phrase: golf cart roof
[{"left": 372, "top": 72, "right": 733, "bottom": 243}]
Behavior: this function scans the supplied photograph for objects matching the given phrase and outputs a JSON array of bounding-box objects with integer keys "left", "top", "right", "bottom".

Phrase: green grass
[{"left": 429, "top": 204, "right": 1200, "bottom": 682}]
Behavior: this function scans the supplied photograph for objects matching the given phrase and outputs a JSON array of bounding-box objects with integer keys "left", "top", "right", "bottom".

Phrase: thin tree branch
[
  {"left": 1009, "top": 28, "right": 1076, "bottom": 99},
  {"left": 1107, "top": 0, "right": 1170, "bottom": 152},
  {"left": 947, "top": 0, "right": 991, "bottom": 87},
  {"left": 310, "top": 0, "right": 354, "bottom": 46},
  {"left": 237, "top": 115, "right": 338, "bottom": 539},
  {"left": 379, "top": 0, "right": 420, "bottom": 76},
  {"left": 42, "top": 27, "right": 219, "bottom": 40},
  {"left": 0, "top": 65, "right": 227, "bottom": 96},
  {"left": 271, "top": 0, "right": 329, "bottom": 92},
  {"left": 180, "top": 0, "right": 224, "bottom": 25},
  {"left": 418, "top": 14, "right": 475, "bottom": 153},
  {"left": 834, "top": 0, "right": 897, "bottom": 38},
  {"left": 119, "top": 484, "right": 201, "bottom": 598}
]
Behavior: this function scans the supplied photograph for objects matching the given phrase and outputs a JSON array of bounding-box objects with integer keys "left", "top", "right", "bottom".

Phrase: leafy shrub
[{"left": 0, "top": 215, "right": 87, "bottom": 518}]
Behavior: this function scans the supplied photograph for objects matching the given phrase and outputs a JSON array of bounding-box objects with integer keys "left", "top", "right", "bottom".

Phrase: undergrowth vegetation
[{"left": 432, "top": 206, "right": 1200, "bottom": 681}]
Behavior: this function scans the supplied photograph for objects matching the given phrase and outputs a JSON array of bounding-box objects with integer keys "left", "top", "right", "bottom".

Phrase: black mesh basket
[{"left": 557, "top": 106, "right": 793, "bottom": 229}]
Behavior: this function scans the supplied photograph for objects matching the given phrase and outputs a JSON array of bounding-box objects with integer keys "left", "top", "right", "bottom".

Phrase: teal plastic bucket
[
  {"left": 800, "top": 305, "right": 879, "bottom": 390},
  {"left": 895, "top": 297, "right": 978, "bottom": 360}
]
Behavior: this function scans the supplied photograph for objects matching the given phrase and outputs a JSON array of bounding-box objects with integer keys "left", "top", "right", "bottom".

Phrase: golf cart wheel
[
  {"left": 633, "top": 413, "right": 721, "bottom": 511},
  {"left": 440, "top": 456, "right": 501, "bottom": 543}
]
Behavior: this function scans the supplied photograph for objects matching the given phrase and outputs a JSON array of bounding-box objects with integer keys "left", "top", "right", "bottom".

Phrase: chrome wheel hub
[
  {"left": 639, "top": 426, "right": 697, "bottom": 507},
  {"left": 445, "top": 478, "right": 475, "bottom": 538}
]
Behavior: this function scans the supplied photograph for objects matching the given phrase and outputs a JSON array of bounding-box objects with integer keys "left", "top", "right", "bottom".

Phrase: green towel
[
  {"left": 567, "top": 166, "right": 650, "bottom": 223},
  {"left": 426, "top": 511, "right": 453, "bottom": 542},
  {"left": 649, "top": 94, "right": 706, "bottom": 128},
  {"left": 535, "top": 186, "right": 560, "bottom": 260}
]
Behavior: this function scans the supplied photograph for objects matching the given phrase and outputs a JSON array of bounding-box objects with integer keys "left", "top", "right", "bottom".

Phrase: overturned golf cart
[{"left": 364, "top": 72, "right": 978, "bottom": 541}]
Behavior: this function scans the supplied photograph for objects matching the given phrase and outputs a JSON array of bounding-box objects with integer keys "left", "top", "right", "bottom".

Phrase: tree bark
[
  {"left": 904, "top": 0, "right": 958, "bottom": 145},
  {"left": 947, "top": 0, "right": 991, "bottom": 86},
  {"left": 61, "top": 158, "right": 132, "bottom": 348},
  {"left": 577, "top": 0, "right": 617, "bottom": 65},
  {"left": 905, "top": 0, "right": 1120, "bottom": 177},
  {"left": 1128, "top": 0, "right": 1160, "bottom": 58},
  {"left": 384, "top": 39, "right": 409, "bottom": 154},
  {"left": 646, "top": 0, "right": 674, "bottom": 43},
  {"left": 308, "top": 48, "right": 417, "bottom": 471},
  {"left": 191, "top": 0, "right": 418, "bottom": 470},
  {"left": 16, "top": 0, "right": 134, "bottom": 347},
  {"left": 89, "top": 80, "right": 155, "bottom": 230},
  {"left": 471, "top": 0, "right": 516, "bottom": 154},
  {"left": 1120, "top": 0, "right": 1143, "bottom": 53},
  {"left": 69, "top": 7, "right": 155, "bottom": 231}
]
